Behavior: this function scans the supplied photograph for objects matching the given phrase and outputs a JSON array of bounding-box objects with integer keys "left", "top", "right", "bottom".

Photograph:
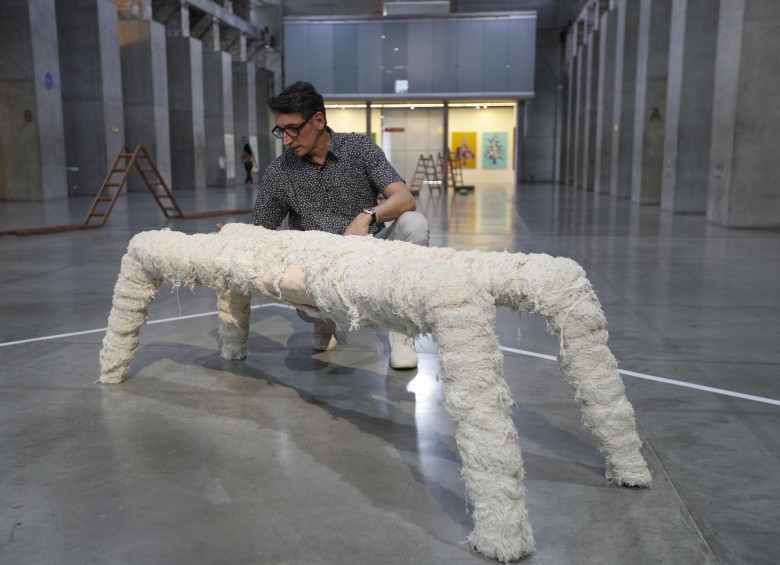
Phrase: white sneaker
[
  {"left": 312, "top": 318, "right": 337, "bottom": 351},
  {"left": 389, "top": 331, "right": 418, "bottom": 369}
]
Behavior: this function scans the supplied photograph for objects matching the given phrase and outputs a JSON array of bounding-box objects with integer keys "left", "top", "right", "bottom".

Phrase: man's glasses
[{"left": 271, "top": 112, "right": 317, "bottom": 139}]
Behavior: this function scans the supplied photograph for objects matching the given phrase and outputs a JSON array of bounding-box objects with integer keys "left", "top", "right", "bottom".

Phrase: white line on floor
[
  {"left": 0, "top": 304, "right": 294, "bottom": 348},
  {"left": 2, "top": 305, "right": 778, "bottom": 407},
  {"left": 499, "top": 346, "right": 780, "bottom": 407}
]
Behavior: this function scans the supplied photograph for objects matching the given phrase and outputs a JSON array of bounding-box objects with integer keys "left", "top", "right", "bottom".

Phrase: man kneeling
[{"left": 251, "top": 81, "right": 428, "bottom": 369}]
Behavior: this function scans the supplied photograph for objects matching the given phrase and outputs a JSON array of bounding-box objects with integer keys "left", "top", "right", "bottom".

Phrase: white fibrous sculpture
[{"left": 99, "top": 226, "right": 651, "bottom": 563}]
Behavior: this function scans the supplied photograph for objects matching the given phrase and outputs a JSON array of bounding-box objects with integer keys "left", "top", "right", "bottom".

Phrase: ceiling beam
[{"left": 184, "top": 0, "right": 263, "bottom": 39}]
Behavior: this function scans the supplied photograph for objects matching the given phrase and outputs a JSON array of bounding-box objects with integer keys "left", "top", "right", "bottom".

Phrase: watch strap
[{"left": 362, "top": 208, "right": 377, "bottom": 226}]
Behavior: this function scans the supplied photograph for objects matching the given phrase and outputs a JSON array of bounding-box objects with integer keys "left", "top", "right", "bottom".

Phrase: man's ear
[{"left": 315, "top": 111, "right": 327, "bottom": 130}]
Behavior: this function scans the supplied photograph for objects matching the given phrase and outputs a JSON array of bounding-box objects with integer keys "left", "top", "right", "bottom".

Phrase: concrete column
[
  {"left": 610, "top": 0, "right": 640, "bottom": 198},
  {"left": 442, "top": 101, "right": 449, "bottom": 186},
  {"left": 573, "top": 43, "right": 586, "bottom": 188},
  {"left": 115, "top": 0, "right": 151, "bottom": 19},
  {"left": 166, "top": 36, "right": 205, "bottom": 189},
  {"left": 523, "top": 29, "right": 561, "bottom": 182},
  {"left": 595, "top": 8, "right": 618, "bottom": 194},
  {"left": 582, "top": 25, "right": 600, "bottom": 191},
  {"left": 661, "top": 0, "right": 719, "bottom": 213},
  {"left": 0, "top": 0, "right": 67, "bottom": 201},
  {"left": 119, "top": 19, "right": 171, "bottom": 192},
  {"left": 563, "top": 58, "right": 577, "bottom": 184},
  {"left": 366, "top": 102, "right": 372, "bottom": 142},
  {"left": 233, "top": 61, "right": 258, "bottom": 184},
  {"left": 204, "top": 49, "right": 234, "bottom": 186},
  {"left": 559, "top": 69, "right": 569, "bottom": 184},
  {"left": 208, "top": 17, "right": 220, "bottom": 51},
  {"left": 56, "top": 0, "right": 125, "bottom": 197},
  {"left": 256, "top": 67, "right": 275, "bottom": 169},
  {"left": 515, "top": 101, "right": 525, "bottom": 185},
  {"left": 631, "top": 0, "right": 672, "bottom": 204},
  {"left": 180, "top": 1, "right": 190, "bottom": 37},
  {"left": 238, "top": 34, "right": 247, "bottom": 61},
  {"left": 708, "top": 0, "right": 780, "bottom": 227}
]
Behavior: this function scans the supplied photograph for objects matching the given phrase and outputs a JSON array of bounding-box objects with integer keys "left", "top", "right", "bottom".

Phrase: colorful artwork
[
  {"left": 483, "top": 132, "right": 508, "bottom": 169},
  {"left": 451, "top": 132, "right": 477, "bottom": 169}
]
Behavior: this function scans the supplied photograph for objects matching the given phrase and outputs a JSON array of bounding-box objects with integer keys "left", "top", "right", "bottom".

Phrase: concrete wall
[
  {"left": 57, "top": 0, "right": 125, "bottom": 196},
  {"left": 4, "top": 1, "right": 777, "bottom": 228},
  {"left": 0, "top": 0, "right": 67, "bottom": 201}
]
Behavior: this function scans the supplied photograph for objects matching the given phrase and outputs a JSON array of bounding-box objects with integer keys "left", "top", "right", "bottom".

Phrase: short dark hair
[{"left": 268, "top": 81, "right": 326, "bottom": 120}]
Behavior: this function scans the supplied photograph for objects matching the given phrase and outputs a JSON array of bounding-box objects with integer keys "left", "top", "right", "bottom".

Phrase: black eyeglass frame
[{"left": 271, "top": 112, "right": 318, "bottom": 140}]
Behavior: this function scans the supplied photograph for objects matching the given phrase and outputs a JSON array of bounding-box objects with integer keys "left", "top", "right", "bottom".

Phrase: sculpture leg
[
  {"left": 99, "top": 254, "right": 162, "bottom": 384},
  {"left": 559, "top": 335, "right": 651, "bottom": 486},
  {"left": 433, "top": 300, "right": 534, "bottom": 561},
  {"left": 518, "top": 255, "right": 651, "bottom": 487},
  {"left": 218, "top": 290, "right": 251, "bottom": 360},
  {"left": 312, "top": 247, "right": 535, "bottom": 560}
]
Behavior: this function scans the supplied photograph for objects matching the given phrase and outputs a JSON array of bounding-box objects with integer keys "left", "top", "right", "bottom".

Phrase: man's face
[{"left": 273, "top": 111, "right": 322, "bottom": 158}]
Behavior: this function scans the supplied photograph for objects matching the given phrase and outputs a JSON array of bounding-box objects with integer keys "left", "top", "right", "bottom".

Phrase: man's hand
[
  {"left": 343, "top": 213, "right": 372, "bottom": 236},
  {"left": 215, "top": 223, "right": 223, "bottom": 233}
]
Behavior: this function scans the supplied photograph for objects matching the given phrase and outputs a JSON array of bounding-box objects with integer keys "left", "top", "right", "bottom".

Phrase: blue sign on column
[{"left": 44, "top": 71, "right": 53, "bottom": 90}]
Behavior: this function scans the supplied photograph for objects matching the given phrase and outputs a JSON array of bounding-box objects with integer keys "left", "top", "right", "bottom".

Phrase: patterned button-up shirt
[{"left": 251, "top": 130, "right": 403, "bottom": 235}]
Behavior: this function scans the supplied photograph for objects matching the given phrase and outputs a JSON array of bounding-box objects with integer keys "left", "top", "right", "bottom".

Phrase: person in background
[
  {"left": 251, "top": 81, "right": 429, "bottom": 369},
  {"left": 241, "top": 142, "right": 257, "bottom": 184}
]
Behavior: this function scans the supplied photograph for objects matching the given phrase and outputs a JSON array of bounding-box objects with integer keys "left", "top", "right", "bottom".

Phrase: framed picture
[
  {"left": 451, "top": 132, "right": 477, "bottom": 169},
  {"left": 482, "top": 131, "right": 508, "bottom": 169}
]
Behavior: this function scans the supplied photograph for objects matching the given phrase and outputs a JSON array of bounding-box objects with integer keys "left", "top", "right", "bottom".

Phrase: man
[{"left": 251, "top": 81, "right": 429, "bottom": 369}]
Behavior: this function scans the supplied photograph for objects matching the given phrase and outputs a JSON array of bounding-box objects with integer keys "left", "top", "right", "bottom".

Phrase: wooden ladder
[
  {"left": 421, "top": 155, "right": 442, "bottom": 193},
  {"left": 83, "top": 145, "right": 183, "bottom": 227},
  {"left": 436, "top": 153, "right": 448, "bottom": 189},
  {"left": 447, "top": 149, "right": 474, "bottom": 192},
  {"left": 408, "top": 154, "right": 428, "bottom": 195}
]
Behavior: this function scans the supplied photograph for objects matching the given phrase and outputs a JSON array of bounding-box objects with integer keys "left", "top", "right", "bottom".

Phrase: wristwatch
[{"left": 361, "top": 207, "right": 377, "bottom": 226}]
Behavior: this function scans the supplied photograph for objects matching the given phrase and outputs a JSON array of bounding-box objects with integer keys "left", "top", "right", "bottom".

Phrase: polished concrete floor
[{"left": 1, "top": 183, "right": 778, "bottom": 564}]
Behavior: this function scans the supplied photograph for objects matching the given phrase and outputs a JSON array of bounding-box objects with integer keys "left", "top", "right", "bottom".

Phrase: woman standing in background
[{"left": 241, "top": 143, "right": 257, "bottom": 184}]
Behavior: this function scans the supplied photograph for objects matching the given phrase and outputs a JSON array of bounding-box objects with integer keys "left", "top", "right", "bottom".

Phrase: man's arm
[
  {"left": 343, "top": 180, "right": 415, "bottom": 236},
  {"left": 251, "top": 167, "right": 289, "bottom": 229}
]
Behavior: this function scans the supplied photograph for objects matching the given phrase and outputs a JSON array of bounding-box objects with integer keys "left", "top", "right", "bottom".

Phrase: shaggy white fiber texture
[
  {"left": 99, "top": 225, "right": 652, "bottom": 562},
  {"left": 219, "top": 224, "right": 652, "bottom": 488},
  {"left": 100, "top": 228, "right": 533, "bottom": 562}
]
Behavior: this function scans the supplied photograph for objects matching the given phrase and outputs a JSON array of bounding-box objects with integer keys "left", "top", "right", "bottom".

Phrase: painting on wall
[
  {"left": 482, "top": 132, "right": 508, "bottom": 169},
  {"left": 451, "top": 132, "right": 477, "bottom": 169}
]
